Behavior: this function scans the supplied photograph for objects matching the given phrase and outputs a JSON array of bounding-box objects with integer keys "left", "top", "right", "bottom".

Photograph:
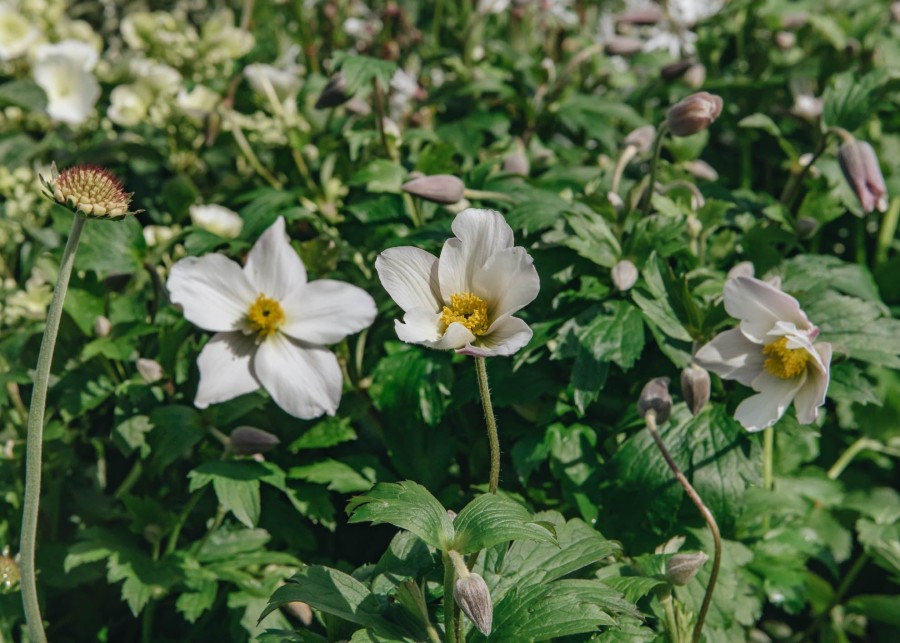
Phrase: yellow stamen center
[
  {"left": 440, "top": 292, "right": 490, "bottom": 336},
  {"left": 247, "top": 294, "right": 285, "bottom": 338},
  {"left": 762, "top": 336, "right": 810, "bottom": 379}
]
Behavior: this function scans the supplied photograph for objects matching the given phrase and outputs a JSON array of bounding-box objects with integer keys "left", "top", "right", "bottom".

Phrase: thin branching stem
[{"left": 641, "top": 123, "right": 669, "bottom": 217}]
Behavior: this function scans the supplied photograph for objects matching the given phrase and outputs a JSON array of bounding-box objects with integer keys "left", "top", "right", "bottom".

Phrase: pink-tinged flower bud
[
  {"left": 454, "top": 573, "right": 493, "bottom": 635},
  {"left": 229, "top": 426, "right": 281, "bottom": 456},
  {"left": 40, "top": 163, "right": 141, "bottom": 219},
  {"left": 136, "top": 358, "right": 164, "bottom": 383},
  {"left": 93, "top": 315, "right": 111, "bottom": 337},
  {"left": 402, "top": 175, "right": 466, "bottom": 204},
  {"left": 682, "top": 159, "right": 719, "bottom": 181},
  {"left": 838, "top": 140, "right": 888, "bottom": 213},
  {"left": 638, "top": 377, "right": 672, "bottom": 423},
  {"left": 684, "top": 64, "right": 706, "bottom": 89},
  {"left": 605, "top": 37, "right": 644, "bottom": 56},
  {"left": 285, "top": 601, "right": 313, "bottom": 625},
  {"left": 666, "top": 92, "right": 723, "bottom": 137},
  {"left": 503, "top": 151, "right": 529, "bottom": 176},
  {"left": 624, "top": 125, "right": 656, "bottom": 154},
  {"left": 681, "top": 364, "right": 710, "bottom": 416},
  {"left": 616, "top": 7, "right": 664, "bottom": 25},
  {"left": 612, "top": 259, "right": 638, "bottom": 292},
  {"left": 775, "top": 31, "right": 797, "bottom": 50},
  {"left": 665, "top": 551, "right": 709, "bottom": 585}
]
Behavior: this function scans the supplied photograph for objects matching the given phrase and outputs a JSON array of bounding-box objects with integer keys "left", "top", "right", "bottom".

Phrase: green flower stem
[
  {"left": 876, "top": 196, "right": 899, "bottom": 267},
  {"left": 474, "top": 357, "right": 500, "bottom": 495},
  {"left": 827, "top": 437, "right": 878, "bottom": 480},
  {"left": 645, "top": 411, "right": 721, "bottom": 643},
  {"left": 763, "top": 425, "right": 774, "bottom": 492},
  {"left": 441, "top": 552, "right": 457, "bottom": 643},
  {"left": 20, "top": 214, "right": 86, "bottom": 643},
  {"left": 462, "top": 189, "right": 514, "bottom": 203},
  {"left": 640, "top": 122, "right": 669, "bottom": 217},
  {"left": 660, "top": 590, "right": 682, "bottom": 643}
]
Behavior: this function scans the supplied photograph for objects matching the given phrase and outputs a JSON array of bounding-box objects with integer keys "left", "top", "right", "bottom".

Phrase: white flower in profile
[
  {"left": 167, "top": 217, "right": 376, "bottom": 419},
  {"left": 375, "top": 208, "right": 539, "bottom": 357},
  {"left": 190, "top": 203, "right": 243, "bottom": 239},
  {"left": 176, "top": 85, "right": 220, "bottom": 121},
  {"left": 32, "top": 40, "right": 100, "bottom": 125},
  {"left": 0, "top": 6, "right": 41, "bottom": 60},
  {"left": 107, "top": 84, "right": 152, "bottom": 127},
  {"left": 694, "top": 276, "right": 832, "bottom": 432}
]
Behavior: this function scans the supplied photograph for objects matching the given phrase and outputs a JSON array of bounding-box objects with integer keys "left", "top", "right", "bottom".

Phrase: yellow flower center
[
  {"left": 247, "top": 294, "right": 285, "bottom": 338},
  {"left": 440, "top": 292, "right": 490, "bottom": 336},
  {"left": 762, "top": 336, "right": 810, "bottom": 379}
]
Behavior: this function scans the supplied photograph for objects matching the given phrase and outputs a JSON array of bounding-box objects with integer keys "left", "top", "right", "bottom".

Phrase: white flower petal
[
  {"left": 254, "top": 333, "right": 342, "bottom": 419},
  {"left": 281, "top": 279, "right": 376, "bottom": 345},
  {"left": 472, "top": 247, "right": 540, "bottom": 318},
  {"left": 458, "top": 316, "right": 533, "bottom": 357},
  {"left": 168, "top": 254, "right": 257, "bottom": 331},
  {"left": 694, "top": 328, "right": 764, "bottom": 387},
  {"left": 724, "top": 276, "right": 811, "bottom": 343},
  {"left": 375, "top": 246, "right": 441, "bottom": 312},
  {"left": 734, "top": 371, "right": 806, "bottom": 432},
  {"left": 439, "top": 209, "right": 514, "bottom": 300},
  {"left": 194, "top": 332, "right": 260, "bottom": 408},
  {"left": 394, "top": 308, "right": 443, "bottom": 344},
  {"left": 429, "top": 322, "right": 477, "bottom": 351},
  {"left": 244, "top": 217, "right": 307, "bottom": 298},
  {"left": 793, "top": 343, "right": 832, "bottom": 424}
]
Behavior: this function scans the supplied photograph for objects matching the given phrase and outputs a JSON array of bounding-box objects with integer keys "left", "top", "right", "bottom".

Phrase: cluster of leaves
[{"left": 0, "top": 0, "right": 899, "bottom": 641}]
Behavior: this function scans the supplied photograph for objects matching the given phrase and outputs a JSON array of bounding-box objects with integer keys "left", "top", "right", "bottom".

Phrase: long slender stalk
[
  {"left": 441, "top": 553, "right": 457, "bottom": 643},
  {"left": 875, "top": 196, "right": 899, "bottom": 267},
  {"left": 640, "top": 123, "right": 669, "bottom": 217},
  {"left": 762, "top": 425, "right": 775, "bottom": 532},
  {"left": 645, "top": 411, "right": 721, "bottom": 643},
  {"left": 474, "top": 357, "right": 500, "bottom": 495},
  {"left": 20, "top": 214, "right": 86, "bottom": 643},
  {"left": 827, "top": 437, "right": 876, "bottom": 480}
]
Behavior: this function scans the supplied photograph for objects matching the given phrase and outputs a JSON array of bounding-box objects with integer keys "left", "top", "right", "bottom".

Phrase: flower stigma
[
  {"left": 440, "top": 292, "right": 490, "bottom": 336},
  {"left": 762, "top": 336, "right": 810, "bottom": 379},
  {"left": 247, "top": 294, "right": 285, "bottom": 338}
]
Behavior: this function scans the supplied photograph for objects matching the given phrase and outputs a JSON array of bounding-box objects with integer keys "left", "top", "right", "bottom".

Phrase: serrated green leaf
[
  {"left": 289, "top": 458, "right": 375, "bottom": 493},
  {"left": 347, "top": 481, "right": 454, "bottom": 550},
  {"left": 450, "top": 494, "right": 555, "bottom": 554},
  {"left": 290, "top": 416, "right": 357, "bottom": 451}
]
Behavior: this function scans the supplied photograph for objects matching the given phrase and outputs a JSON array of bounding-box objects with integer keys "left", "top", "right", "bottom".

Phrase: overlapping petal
[
  {"left": 281, "top": 280, "right": 377, "bottom": 345},
  {"left": 458, "top": 316, "right": 533, "bottom": 357},
  {"left": 374, "top": 247, "right": 441, "bottom": 312},
  {"left": 724, "top": 276, "right": 811, "bottom": 342},
  {"left": 734, "top": 371, "right": 807, "bottom": 432},
  {"left": 472, "top": 247, "right": 540, "bottom": 318},
  {"left": 793, "top": 343, "right": 832, "bottom": 424},
  {"left": 244, "top": 217, "right": 307, "bottom": 298},
  {"left": 439, "top": 209, "right": 514, "bottom": 300},
  {"left": 694, "top": 328, "right": 764, "bottom": 386},
  {"left": 167, "top": 254, "right": 257, "bottom": 332},
  {"left": 194, "top": 332, "right": 260, "bottom": 407}
]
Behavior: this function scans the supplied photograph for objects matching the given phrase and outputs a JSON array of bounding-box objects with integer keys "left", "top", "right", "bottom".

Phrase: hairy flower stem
[
  {"left": 762, "top": 426, "right": 774, "bottom": 531},
  {"left": 442, "top": 553, "right": 458, "bottom": 643},
  {"left": 474, "top": 357, "right": 500, "bottom": 494},
  {"left": 640, "top": 122, "right": 669, "bottom": 217},
  {"left": 645, "top": 411, "right": 721, "bottom": 643},
  {"left": 20, "top": 214, "right": 86, "bottom": 643}
]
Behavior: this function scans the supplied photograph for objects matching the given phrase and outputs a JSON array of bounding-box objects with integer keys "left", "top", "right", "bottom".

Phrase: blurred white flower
[
  {"left": 130, "top": 58, "right": 182, "bottom": 95},
  {"left": 167, "top": 217, "right": 376, "bottom": 419},
  {"left": 479, "top": 0, "right": 511, "bottom": 14},
  {"left": 694, "top": 276, "right": 831, "bottom": 432},
  {"left": 0, "top": 6, "right": 40, "bottom": 60},
  {"left": 389, "top": 69, "right": 421, "bottom": 120},
  {"left": 190, "top": 204, "right": 244, "bottom": 239},
  {"left": 376, "top": 208, "right": 539, "bottom": 357},
  {"left": 107, "top": 84, "right": 152, "bottom": 127},
  {"left": 176, "top": 85, "right": 220, "bottom": 121},
  {"left": 32, "top": 41, "right": 100, "bottom": 125},
  {"left": 33, "top": 40, "right": 98, "bottom": 71},
  {"left": 245, "top": 63, "right": 302, "bottom": 104}
]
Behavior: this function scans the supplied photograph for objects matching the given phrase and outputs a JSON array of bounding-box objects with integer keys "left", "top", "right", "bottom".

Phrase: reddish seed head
[{"left": 40, "top": 163, "right": 140, "bottom": 219}]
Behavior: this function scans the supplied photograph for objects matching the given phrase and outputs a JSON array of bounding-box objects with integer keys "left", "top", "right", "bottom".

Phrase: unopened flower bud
[
  {"left": 607, "top": 191, "right": 624, "bottom": 212},
  {"left": 795, "top": 216, "right": 818, "bottom": 239},
  {"left": 611, "top": 259, "right": 638, "bottom": 292},
  {"left": 837, "top": 140, "right": 888, "bottom": 213},
  {"left": 93, "top": 315, "right": 111, "bottom": 337},
  {"left": 229, "top": 426, "right": 281, "bottom": 456},
  {"left": 681, "top": 364, "right": 710, "bottom": 416},
  {"left": 454, "top": 573, "right": 493, "bottom": 635},
  {"left": 503, "top": 151, "right": 529, "bottom": 176},
  {"left": 775, "top": 31, "right": 796, "bottom": 50},
  {"left": 686, "top": 216, "right": 703, "bottom": 239},
  {"left": 447, "top": 509, "right": 458, "bottom": 521},
  {"left": 616, "top": 7, "right": 664, "bottom": 25},
  {"left": 605, "top": 36, "right": 644, "bottom": 56},
  {"left": 684, "top": 64, "right": 706, "bottom": 89},
  {"left": 638, "top": 377, "right": 672, "bottom": 423},
  {"left": 624, "top": 125, "right": 656, "bottom": 154},
  {"left": 661, "top": 60, "right": 692, "bottom": 81},
  {"left": 665, "top": 552, "right": 709, "bottom": 585},
  {"left": 726, "top": 261, "right": 755, "bottom": 281},
  {"left": 285, "top": 601, "right": 313, "bottom": 625},
  {"left": 666, "top": 92, "right": 723, "bottom": 137},
  {"left": 136, "top": 358, "right": 164, "bottom": 383},
  {"left": 682, "top": 159, "right": 719, "bottom": 182},
  {"left": 40, "top": 163, "right": 140, "bottom": 219},
  {"left": 314, "top": 72, "right": 349, "bottom": 109},
  {"left": 402, "top": 175, "right": 466, "bottom": 204}
]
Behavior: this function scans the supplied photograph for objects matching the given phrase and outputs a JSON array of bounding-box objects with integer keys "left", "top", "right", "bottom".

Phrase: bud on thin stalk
[
  {"left": 638, "top": 377, "right": 672, "bottom": 423},
  {"left": 612, "top": 259, "right": 638, "bottom": 292},
  {"left": 681, "top": 364, "right": 711, "bottom": 416},
  {"left": 136, "top": 358, "right": 164, "bottom": 383},
  {"left": 837, "top": 139, "right": 888, "bottom": 213},
  {"left": 402, "top": 175, "right": 466, "bottom": 204},
  {"left": 229, "top": 426, "right": 281, "bottom": 456},
  {"left": 93, "top": 315, "right": 111, "bottom": 337},
  {"left": 666, "top": 92, "right": 724, "bottom": 137},
  {"left": 453, "top": 572, "right": 493, "bottom": 636},
  {"left": 666, "top": 551, "right": 709, "bottom": 585}
]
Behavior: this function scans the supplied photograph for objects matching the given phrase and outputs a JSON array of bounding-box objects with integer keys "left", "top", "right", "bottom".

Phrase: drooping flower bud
[
  {"left": 681, "top": 364, "right": 710, "bottom": 416},
  {"left": 314, "top": 71, "right": 350, "bottom": 109},
  {"left": 402, "top": 175, "right": 466, "bottom": 204},
  {"left": 637, "top": 377, "right": 672, "bottom": 423},
  {"left": 682, "top": 159, "right": 719, "bottom": 181},
  {"left": 684, "top": 64, "right": 706, "bottom": 89},
  {"left": 136, "top": 358, "right": 164, "bottom": 383},
  {"left": 611, "top": 259, "right": 638, "bottom": 292},
  {"left": 93, "top": 315, "right": 111, "bottom": 337},
  {"left": 666, "top": 92, "right": 723, "bottom": 137},
  {"left": 604, "top": 36, "right": 644, "bottom": 56},
  {"left": 229, "top": 426, "right": 281, "bottom": 456},
  {"left": 616, "top": 7, "right": 664, "bottom": 25},
  {"left": 624, "top": 125, "right": 656, "bottom": 154},
  {"left": 661, "top": 60, "right": 692, "bottom": 81},
  {"left": 503, "top": 151, "right": 530, "bottom": 176},
  {"left": 665, "top": 551, "right": 709, "bottom": 585},
  {"left": 795, "top": 216, "right": 819, "bottom": 239},
  {"left": 454, "top": 572, "right": 493, "bottom": 636},
  {"left": 40, "top": 163, "right": 140, "bottom": 219},
  {"left": 837, "top": 140, "right": 888, "bottom": 213}
]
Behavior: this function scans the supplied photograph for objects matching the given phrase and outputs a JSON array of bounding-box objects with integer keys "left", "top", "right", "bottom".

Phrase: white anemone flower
[
  {"left": 375, "top": 208, "right": 539, "bottom": 357},
  {"left": 167, "top": 217, "right": 376, "bottom": 419},
  {"left": 189, "top": 203, "right": 244, "bottom": 239},
  {"left": 0, "top": 7, "right": 41, "bottom": 60},
  {"left": 32, "top": 41, "right": 100, "bottom": 125},
  {"left": 694, "top": 276, "right": 832, "bottom": 432}
]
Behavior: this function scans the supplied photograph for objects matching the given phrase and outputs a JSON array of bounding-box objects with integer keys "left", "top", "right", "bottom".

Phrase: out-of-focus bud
[
  {"left": 682, "top": 159, "right": 719, "bottom": 182},
  {"left": 666, "top": 92, "right": 723, "bottom": 137},
  {"left": 0, "top": 547, "right": 20, "bottom": 591},
  {"left": 190, "top": 204, "right": 243, "bottom": 239},
  {"left": 638, "top": 377, "right": 672, "bottom": 423},
  {"left": 402, "top": 174, "right": 466, "bottom": 204},
  {"left": 781, "top": 12, "right": 809, "bottom": 29},
  {"left": 661, "top": 59, "right": 692, "bottom": 81},
  {"left": 797, "top": 153, "right": 821, "bottom": 179},
  {"left": 727, "top": 261, "right": 755, "bottom": 281},
  {"left": 447, "top": 509, "right": 458, "bottom": 521},
  {"left": 607, "top": 191, "right": 625, "bottom": 212},
  {"left": 604, "top": 36, "right": 644, "bottom": 56},
  {"left": 665, "top": 552, "right": 709, "bottom": 585},
  {"left": 684, "top": 64, "right": 706, "bottom": 89},
  {"left": 681, "top": 364, "right": 710, "bottom": 416},
  {"left": 774, "top": 31, "right": 796, "bottom": 50},
  {"left": 791, "top": 95, "right": 823, "bottom": 123},
  {"left": 230, "top": 426, "right": 281, "bottom": 456},
  {"left": 454, "top": 573, "right": 493, "bottom": 636},
  {"left": 136, "top": 358, "right": 164, "bottom": 383},
  {"left": 93, "top": 315, "right": 111, "bottom": 338},
  {"left": 611, "top": 259, "right": 638, "bottom": 292},
  {"left": 795, "top": 216, "right": 819, "bottom": 239},
  {"left": 616, "top": 7, "right": 664, "bottom": 25},
  {"left": 686, "top": 216, "right": 703, "bottom": 238},
  {"left": 314, "top": 72, "right": 349, "bottom": 109},
  {"left": 892, "top": 1, "right": 900, "bottom": 22},
  {"left": 503, "top": 151, "right": 529, "bottom": 176},
  {"left": 285, "top": 601, "right": 313, "bottom": 625},
  {"left": 837, "top": 140, "right": 888, "bottom": 213},
  {"left": 624, "top": 125, "right": 656, "bottom": 154}
]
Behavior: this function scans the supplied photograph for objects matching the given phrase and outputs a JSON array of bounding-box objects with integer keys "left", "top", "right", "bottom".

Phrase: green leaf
[
  {"left": 189, "top": 461, "right": 269, "bottom": 528},
  {"left": 338, "top": 54, "right": 398, "bottom": 94},
  {"left": 450, "top": 494, "right": 555, "bottom": 554},
  {"left": 0, "top": 79, "right": 47, "bottom": 111},
  {"left": 803, "top": 293, "right": 900, "bottom": 368},
  {"left": 346, "top": 481, "right": 454, "bottom": 550},
  {"left": 823, "top": 70, "right": 889, "bottom": 132},
  {"left": 146, "top": 405, "right": 205, "bottom": 473},
  {"left": 369, "top": 345, "right": 453, "bottom": 427},
  {"left": 563, "top": 213, "right": 621, "bottom": 268},
  {"left": 349, "top": 160, "right": 406, "bottom": 193},
  {"left": 738, "top": 113, "right": 782, "bottom": 139},
  {"left": 290, "top": 416, "right": 358, "bottom": 451},
  {"left": 847, "top": 595, "right": 900, "bottom": 627},
  {"left": 74, "top": 217, "right": 146, "bottom": 274},
  {"left": 176, "top": 581, "right": 217, "bottom": 623},
  {"left": 289, "top": 458, "right": 375, "bottom": 493}
]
